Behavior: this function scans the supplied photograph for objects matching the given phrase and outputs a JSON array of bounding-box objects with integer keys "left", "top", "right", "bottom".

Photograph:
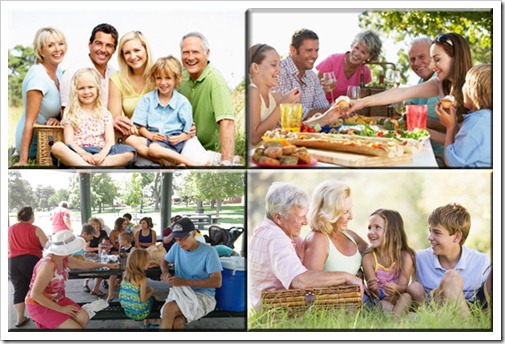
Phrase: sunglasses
[{"left": 435, "top": 34, "right": 454, "bottom": 47}]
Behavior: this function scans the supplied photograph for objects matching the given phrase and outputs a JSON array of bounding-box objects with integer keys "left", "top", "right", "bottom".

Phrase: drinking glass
[
  {"left": 280, "top": 103, "right": 303, "bottom": 132},
  {"left": 321, "top": 72, "right": 337, "bottom": 103},
  {"left": 406, "top": 105, "right": 427, "bottom": 131},
  {"left": 392, "top": 70, "right": 401, "bottom": 88},
  {"left": 346, "top": 86, "right": 361, "bottom": 100}
]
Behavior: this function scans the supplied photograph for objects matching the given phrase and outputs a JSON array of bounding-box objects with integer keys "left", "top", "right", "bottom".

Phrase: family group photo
[
  {"left": 247, "top": 170, "right": 492, "bottom": 331},
  {"left": 7, "top": 6, "right": 246, "bottom": 168}
]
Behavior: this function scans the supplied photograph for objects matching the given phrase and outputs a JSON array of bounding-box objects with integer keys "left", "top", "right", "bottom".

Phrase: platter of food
[{"left": 251, "top": 141, "right": 316, "bottom": 167}]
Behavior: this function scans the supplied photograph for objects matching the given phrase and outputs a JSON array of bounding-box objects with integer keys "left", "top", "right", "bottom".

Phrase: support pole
[
  {"left": 79, "top": 172, "right": 92, "bottom": 226},
  {"left": 160, "top": 172, "right": 173, "bottom": 229}
]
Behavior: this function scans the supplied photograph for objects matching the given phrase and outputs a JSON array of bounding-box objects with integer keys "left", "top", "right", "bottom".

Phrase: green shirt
[{"left": 179, "top": 63, "right": 234, "bottom": 151}]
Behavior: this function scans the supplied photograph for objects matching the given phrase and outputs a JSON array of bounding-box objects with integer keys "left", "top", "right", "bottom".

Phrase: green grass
[{"left": 248, "top": 301, "right": 491, "bottom": 331}]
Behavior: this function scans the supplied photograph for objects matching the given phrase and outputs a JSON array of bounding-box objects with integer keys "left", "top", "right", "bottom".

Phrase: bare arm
[
  {"left": 15, "top": 90, "right": 43, "bottom": 165},
  {"left": 108, "top": 79, "right": 137, "bottom": 136},
  {"left": 134, "top": 231, "right": 141, "bottom": 248},
  {"left": 168, "top": 271, "right": 222, "bottom": 289},
  {"left": 302, "top": 231, "right": 329, "bottom": 271},
  {"left": 346, "top": 79, "right": 440, "bottom": 114},
  {"left": 91, "top": 121, "right": 114, "bottom": 165},
  {"left": 139, "top": 278, "right": 154, "bottom": 302},
  {"left": 63, "top": 123, "right": 96, "bottom": 165},
  {"left": 219, "top": 119, "right": 235, "bottom": 163},
  {"left": 109, "top": 230, "right": 119, "bottom": 251},
  {"left": 35, "top": 227, "right": 49, "bottom": 249},
  {"left": 362, "top": 252, "right": 380, "bottom": 298},
  {"left": 291, "top": 270, "right": 364, "bottom": 298},
  {"left": 67, "top": 255, "right": 118, "bottom": 270}
]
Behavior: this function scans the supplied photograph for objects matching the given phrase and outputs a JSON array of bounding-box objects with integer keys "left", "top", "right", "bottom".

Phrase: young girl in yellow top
[
  {"left": 362, "top": 209, "right": 416, "bottom": 314},
  {"left": 50, "top": 68, "right": 136, "bottom": 167}
]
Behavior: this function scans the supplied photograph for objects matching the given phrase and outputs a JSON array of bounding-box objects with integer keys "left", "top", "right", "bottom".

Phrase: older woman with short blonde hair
[
  {"left": 304, "top": 180, "right": 368, "bottom": 275},
  {"left": 15, "top": 27, "right": 67, "bottom": 166}
]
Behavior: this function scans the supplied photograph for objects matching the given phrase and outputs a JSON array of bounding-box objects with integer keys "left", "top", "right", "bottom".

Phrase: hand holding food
[{"left": 440, "top": 95, "right": 455, "bottom": 110}]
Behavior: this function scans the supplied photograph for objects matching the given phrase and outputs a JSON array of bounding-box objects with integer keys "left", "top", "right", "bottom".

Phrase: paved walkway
[{"left": 7, "top": 276, "right": 246, "bottom": 331}]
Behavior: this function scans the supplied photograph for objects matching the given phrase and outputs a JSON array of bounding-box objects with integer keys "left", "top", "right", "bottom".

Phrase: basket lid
[{"left": 219, "top": 256, "right": 245, "bottom": 271}]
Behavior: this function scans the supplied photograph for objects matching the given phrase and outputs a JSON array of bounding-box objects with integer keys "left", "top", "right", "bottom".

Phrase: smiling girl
[
  {"left": 362, "top": 209, "right": 416, "bottom": 314},
  {"left": 50, "top": 68, "right": 136, "bottom": 167},
  {"left": 249, "top": 44, "right": 301, "bottom": 145}
]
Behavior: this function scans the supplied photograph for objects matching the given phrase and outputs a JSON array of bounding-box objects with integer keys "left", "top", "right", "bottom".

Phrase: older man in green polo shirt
[{"left": 179, "top": 32, "right": 235, "bottom": 165}]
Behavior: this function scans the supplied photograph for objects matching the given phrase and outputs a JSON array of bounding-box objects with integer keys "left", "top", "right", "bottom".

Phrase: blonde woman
[
  {"left": 50, "top": 68, "right": 136, "bottom": 167},
  {"left": 303, "top": 180, "right": 368, "bottom": 276},
  {"left": 15, "top": 27, "right": 67, "bottom": 166}
]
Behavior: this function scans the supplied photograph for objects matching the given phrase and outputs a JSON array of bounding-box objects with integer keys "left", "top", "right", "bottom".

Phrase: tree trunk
[
  {"left": 216, "top": 198, "right": 223, "bottom": 216},
  {"left": 196, "top": 200, "right": 204, "bottom": 213}
]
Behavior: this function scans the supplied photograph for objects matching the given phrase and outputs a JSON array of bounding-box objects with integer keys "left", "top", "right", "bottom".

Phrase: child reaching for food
[
  {"left": 119, "top": 248, "right": 159, "bottom": 329},
  {"left": 131, "top": 56, "right": 206, "bottom": 166},
  {"left": 435, "top": 64, "right": 491, "bottom": 167},
  {"left": 50, "top": 68, "right": 136, "bottom": 167},
  {"left": 362, "top": 209, "right": 416, "bottom": 315}
]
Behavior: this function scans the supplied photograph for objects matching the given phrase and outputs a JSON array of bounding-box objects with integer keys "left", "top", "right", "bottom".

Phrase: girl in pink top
[
  {"left": 316, "top": 30, "right": 382, "bottom": 102},
  {"left": 50, "top": 68, "right": 136, "bottom": 167},
  {"left": 362, "top": 209, "right": 416, "bottom": 315}
]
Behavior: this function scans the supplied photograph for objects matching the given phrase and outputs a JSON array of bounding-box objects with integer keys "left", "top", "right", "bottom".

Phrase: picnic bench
[
  {"left": 182, "top": 213, "right": 221, "bottom": 231},
  {"left": 78, "top": 300, "right": 245, "bottom": 321}
]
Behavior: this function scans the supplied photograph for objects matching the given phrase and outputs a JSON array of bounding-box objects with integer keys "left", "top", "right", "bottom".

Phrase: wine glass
[
  {"left": 321, "top": 72, "right": 337, "bottom": 103},
  {"left": 392, "top": 70, "right": 401, "bottom": 88},
  {"left": 346, "top": 86, "right": 360, "bottom": 100}
]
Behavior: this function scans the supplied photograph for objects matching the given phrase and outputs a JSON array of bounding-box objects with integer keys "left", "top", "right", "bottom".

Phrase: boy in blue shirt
[
  {"left": 132, "top": 56, "right": 204, "bottom": 166},
  {"left": 403, "top": 203, "right": 491, "bottom": 317},
  {"left": 159, "top": 218, "right": 222, "bottom": 330},
  {"left": 435, "top": 64, "right": 492, "bottom": 167}
]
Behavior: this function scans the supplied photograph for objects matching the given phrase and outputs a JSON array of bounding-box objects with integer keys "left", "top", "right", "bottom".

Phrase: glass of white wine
[
  {"left": 346, "top": 85, "right": 360, "bottom": 100},
  {"left": 321, "top": 72, "right": 337, "bottom": 103}
]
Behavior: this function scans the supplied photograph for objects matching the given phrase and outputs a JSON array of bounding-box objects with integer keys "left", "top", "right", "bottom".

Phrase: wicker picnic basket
[
  {"left": 261, "top": 285, "right": 361, "bottom": 316},
  {"left": 33, "top": 124, "right": 64, "bottom": 166},
  {"left": 357, "top": 87, "right": 396, "bottom": 118}
]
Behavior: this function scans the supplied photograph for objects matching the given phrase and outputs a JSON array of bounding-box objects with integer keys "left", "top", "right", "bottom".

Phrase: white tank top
[
  {"left": 250, "top": 83, "right": 277, "bottom": 121},
  {"left": 323, "top": 231, "right": 362, "bottom": 275}
]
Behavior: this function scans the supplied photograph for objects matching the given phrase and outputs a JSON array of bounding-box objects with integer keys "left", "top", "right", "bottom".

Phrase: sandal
[
  {"left": 90, "top": 290, "right": 106, "bottom": 297},
  {"left": 15, "top": 316, "right": 30, "bottom": 328},
  {"left": 83, "top": 285, "right": 91, "bottom": 293}
]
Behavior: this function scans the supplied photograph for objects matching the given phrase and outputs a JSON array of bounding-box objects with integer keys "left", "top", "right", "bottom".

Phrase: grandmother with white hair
[{"left": 249, "top": 182, "right": 364, "bottom": 311}]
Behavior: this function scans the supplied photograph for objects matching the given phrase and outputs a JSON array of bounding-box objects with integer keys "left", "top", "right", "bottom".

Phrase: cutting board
[{"left": 308, "top": 148, "right": 413, "bottom": 167}]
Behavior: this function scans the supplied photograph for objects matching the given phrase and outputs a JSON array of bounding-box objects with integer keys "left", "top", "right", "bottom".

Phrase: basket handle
[{"left": 305, "top": 291, "right": 315, "bottom": 306}]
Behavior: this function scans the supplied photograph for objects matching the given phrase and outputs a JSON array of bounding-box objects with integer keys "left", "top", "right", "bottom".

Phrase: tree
[
  {"left": 182, "top": 172, "right": 244, "bottom": 216},
  {"left": 91, "top": 174, "right": 118, "bottom": 213},
  {"left": 123, "top": 173, "right": 143, "bottom": 212},
  {"left": 8, "top": 45, "right": 35, "bottom": 107},
  {"left": 359, "top": 10, "right": 493, "bottom": 83},
  {"left": 8, "top": 171, "right": 36, "bottom": 212},
  {"left": 48, "top": 188, "right": 70, "bottom": 209},
  {"left": 34, "top": 185, "right": 56, "bottom": 212}
]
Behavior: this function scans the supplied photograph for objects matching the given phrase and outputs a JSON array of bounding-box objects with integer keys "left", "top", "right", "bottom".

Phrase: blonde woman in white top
[{"left": 249, "top": 44, "right": 301, "bottom": 146}]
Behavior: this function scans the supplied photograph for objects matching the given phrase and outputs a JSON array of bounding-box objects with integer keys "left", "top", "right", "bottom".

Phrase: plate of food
[
  {"left": 262, "top": 128, "right": 291, "bottom": 146},
  {"left": 251, "top": 142, "right": 317, "bottom": 167}
]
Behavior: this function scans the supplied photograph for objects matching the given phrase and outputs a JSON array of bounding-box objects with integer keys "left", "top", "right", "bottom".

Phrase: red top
[{"left": 8, "top": 222, "right": 44, "bottom": 259}]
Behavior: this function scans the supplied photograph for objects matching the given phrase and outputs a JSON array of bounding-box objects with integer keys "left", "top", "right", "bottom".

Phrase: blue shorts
[
  {"left": 51, "top": 144, "right": 136, "bottom": 168},
  {"left": 147, "top": 138, "right": 184, "bottom": 154}
]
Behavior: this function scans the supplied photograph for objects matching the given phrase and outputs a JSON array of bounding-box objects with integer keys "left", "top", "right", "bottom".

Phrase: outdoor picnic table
[{"left": 182, "top": 213, "right": 221, "bottom": 230}]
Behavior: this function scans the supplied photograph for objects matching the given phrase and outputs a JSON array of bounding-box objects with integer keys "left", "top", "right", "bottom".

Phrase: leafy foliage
[
  {"left": 8, "top": 45, "right": 35, "bottom": 107},
  {"left": 359, "top": 10, "right": 493, "bottom": 82},
  {"left": 8, "top": 171, "right": 35, "bottom": 212}
]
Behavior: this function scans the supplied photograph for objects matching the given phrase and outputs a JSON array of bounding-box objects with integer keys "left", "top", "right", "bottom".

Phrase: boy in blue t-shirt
[
  {"left": 435, "top": 64, "right": 492, "bottom": 167},
  {"left": 159, "top": 218, "right": 222, "bottom": 330},
  {"left": 402, "top": 203, "right": 491, "bottom": 317}
]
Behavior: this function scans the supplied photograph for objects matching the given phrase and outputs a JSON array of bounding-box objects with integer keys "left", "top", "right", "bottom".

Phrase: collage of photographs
[{"left": 1, "top": 1, "right": 500, "bottom": 341}]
